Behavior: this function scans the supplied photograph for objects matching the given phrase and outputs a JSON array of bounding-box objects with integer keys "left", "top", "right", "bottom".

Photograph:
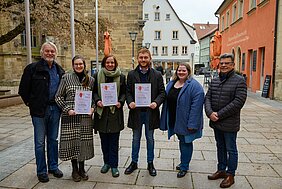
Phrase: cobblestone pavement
[{"left": 0, "top": 76, "right": 282, "bottom": 189}]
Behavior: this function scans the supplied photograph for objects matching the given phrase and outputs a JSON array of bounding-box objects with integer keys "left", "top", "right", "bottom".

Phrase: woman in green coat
[{"left": 93, "top": 55, "right": 126, "bottom": 177}]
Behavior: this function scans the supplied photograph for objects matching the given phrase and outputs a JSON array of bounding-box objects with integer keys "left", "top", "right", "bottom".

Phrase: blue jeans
[
  {"left": 131, "top": 112, "right": 154, "bottom": 163},
  {"left": 177, "top": 135, "right": 193, "bottom": 171},
  {"left": 99, "top": 132, "right": 120, "bottom": 168},
  {"left": 214, "top": 128, "right": 238, "bottom": 176},
  {"left": 31, "top": 105, "right": 61, "bottom": 175}
]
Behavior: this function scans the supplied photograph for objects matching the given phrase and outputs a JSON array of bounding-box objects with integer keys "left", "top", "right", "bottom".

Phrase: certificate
[
  {"left": 135, "top": 83, "right": 151, "bottom": 107},
  {"left": 74, "top": 90, "right": 92, "bottom": 114},
  {"left": 101, "top": 82, "right": 118, "bottom": 106}
]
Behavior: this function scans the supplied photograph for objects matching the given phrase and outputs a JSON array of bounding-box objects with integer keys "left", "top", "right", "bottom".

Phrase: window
[
  {"left": 172, "top": 46, "right": 178, "bottom": 55},
  {"left": 155, "top": 12, "right": 160, "bottom": 21},
  {"left": 221, "top": 16, "right": 225, "bottom": 31},
  {"left": 182, "top": 46, "right": 188, "bottom": 55},
  {"left": 253, "top": 50, "right": 257, "bottom": 71},
  {"left": 166, "top": 14, "right": 170, "bottom": 20},
  {"left": 238, "top": 0, "right": 244, "bottom": 18},
  {"left": 21, "top": 28, "right": 37, "bottom": 47},
  {"left": 152, "top": 46, "right": 158, "bottom": 55},
  {"left": 242, "top": 53, "right": 245, "bottom": 71},
  {"left": 154, "top": 31, "right": 161, "bottom": 40},
  {"left": 144, "top": 13, "right": 149, "bottom": 20},
  {"left": 250, "top": 0, "right": 256, "bottom": 9},
  {"left": 226, "top": 11, "right": 230, "bottom": 27},
  {"left": 232, "top": 3, "right": 237, "bottom": 22},
  {"left": 172, "top": 31, "right": 178, "bottom": 39},
  {"left": 162, "top": 46, "right": 168, "bottom": 55}
]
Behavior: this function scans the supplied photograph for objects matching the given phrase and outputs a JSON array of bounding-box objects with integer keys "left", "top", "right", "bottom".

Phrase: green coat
[{"left": 93, "top": 73, "right": 126, "bottom": 133}]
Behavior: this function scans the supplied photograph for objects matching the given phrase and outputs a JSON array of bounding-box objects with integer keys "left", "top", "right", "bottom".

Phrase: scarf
[{"left": 96, "top": 67, "right": 121, "bottom": 117}]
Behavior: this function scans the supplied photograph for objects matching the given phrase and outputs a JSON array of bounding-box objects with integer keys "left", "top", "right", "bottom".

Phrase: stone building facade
[{"left": 0, "top": 0, "right": 143, "bottom": 93}]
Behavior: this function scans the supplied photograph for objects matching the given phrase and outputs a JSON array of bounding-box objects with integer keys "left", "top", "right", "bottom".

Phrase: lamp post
[
  {"left": 191, "top": 53, "right": 194, "bottom": 75},
  {"left": 129, "top": 32, "right": 137, "bottom": 70},
  {"left": 145, "top": 42, "right": 151, "bottom": 49}
]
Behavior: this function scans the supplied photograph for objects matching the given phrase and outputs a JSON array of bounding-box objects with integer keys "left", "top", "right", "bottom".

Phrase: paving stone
[
  {"left": 34, "top": 179, "right": 96, "bottom": 189},
  {"left": 246, "top": 176, "right": 282, "bottom": 189},
  {"left": 136, "top": 170, "right": 192, "bottom": 189},
  {"left": 238, "top": 144, "right": 271, "bottom": 153},
  {"left": 202, "top": 151, "right": 251, "bottom": 163},
  {"left": 246, "top": 138, "right": 282, "bottom": 145},
  {"left": 265, "top": 145, "right": 282, "bottom": 154},
  {"left": 192, "top": 173, "right": 252, "bottom": 189},
  {"left": 270, "top": 164, "right": 282, "bottom": 177},
  {"left": 245, "top": 153, "right": 282, "bottom": 164},
  {"left": 237, "top": 162, "right": 279, "bottom": 177},
  {"left": 0, "top": 164, "right": 38, "bottom": 188},
  {"left": 87, "top": 167, "right": 138, "bottom": 185},
  {"left": 94, "top": 183, "right": 152, "bottom": 189}
]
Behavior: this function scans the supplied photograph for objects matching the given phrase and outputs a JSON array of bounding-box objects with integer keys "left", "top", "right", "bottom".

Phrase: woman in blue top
[{"left": 160, "top": 62, "right": 204, "bottom": 178}]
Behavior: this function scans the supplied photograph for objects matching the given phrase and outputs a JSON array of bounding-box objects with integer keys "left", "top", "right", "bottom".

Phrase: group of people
[{"left": 18, "top": 41, "right": 247, "bottom": 188}]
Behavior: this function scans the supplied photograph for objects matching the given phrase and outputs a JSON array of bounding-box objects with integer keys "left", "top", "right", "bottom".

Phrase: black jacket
[
  {"left": 204, "top": 70, "right": 247, "bottom": 132},
  {"left": 18, "top": 58, "right": 65, "bottom": 117},
  {"left": 126, "top": 67, "right": 166, "bottom": 130}
]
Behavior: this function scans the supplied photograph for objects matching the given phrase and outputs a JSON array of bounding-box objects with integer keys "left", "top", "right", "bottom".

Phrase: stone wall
[{"left": 0, "top": 0, "right": 143, "bottom": 92}]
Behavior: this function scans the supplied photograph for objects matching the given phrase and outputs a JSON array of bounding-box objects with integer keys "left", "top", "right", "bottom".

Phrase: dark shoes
[
  {"left": 220, "top": 174, "right": 234, "bottom": 188},
  {"left": 72, "top": 170, "right": 81, "bottom": 182},
  {"left": 177, "top": 170, "right": 187, "bottom": 178},
  {"left": 147, "top": 162, "right": 157, "bottom": 176},
  {"left": 111, "top": 168, "right": 120, "bottom": 177},
  {"left": 100, "top": 164, "right": 111, "bottom": 173},
  {"left": 79, "top": 170, "right": 89, "bottom": 181},
  {"left": 37, "top": 173, "right": 49, "bottom": 183},
  {"left": 208, "top": 170, "right": 227, "bottom": 180},
  {"left": 124, "top": 162, "right": 138, "bottom": 175},
  {"left": 48, "top": 169, "right": 63, "bottom": 178},
  {"left": 176, "top": 164, "right": 181, "bottom": 170}
]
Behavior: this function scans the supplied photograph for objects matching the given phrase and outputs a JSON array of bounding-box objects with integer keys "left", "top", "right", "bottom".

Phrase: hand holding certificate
[
  {"left": 135, "top": 83, "right": 151, "bottom": 107},
  {"left": 101, "top": 82, "right": 118, "bottom": 106},
  {"left": 74, "top": 90, "right": 92, "bottom": 114}
]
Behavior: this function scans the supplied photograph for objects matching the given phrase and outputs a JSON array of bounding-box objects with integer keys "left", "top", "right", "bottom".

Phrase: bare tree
[{"left": 0, "top": 0, "right": 110, "bottom": 48}]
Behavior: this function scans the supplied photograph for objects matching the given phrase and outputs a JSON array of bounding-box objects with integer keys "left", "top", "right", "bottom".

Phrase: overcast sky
[{"left": 168, "top": 0, "right": 224, "bottom": 24}]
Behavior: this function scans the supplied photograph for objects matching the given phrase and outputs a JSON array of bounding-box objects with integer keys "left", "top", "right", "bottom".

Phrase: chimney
[{"left": 207, "top": 21, "right": 209, "bottom": 26}]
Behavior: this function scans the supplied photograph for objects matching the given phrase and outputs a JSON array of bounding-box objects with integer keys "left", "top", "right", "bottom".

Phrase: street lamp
[
  {"left": 144, "top": 42, "right": 150, "bottom": 49},
  {"left": 191, "top": 53, "right": 194, "bottom": 75},
  {"left": 129, "top": 31, "right": 137, "bottom": 69}
]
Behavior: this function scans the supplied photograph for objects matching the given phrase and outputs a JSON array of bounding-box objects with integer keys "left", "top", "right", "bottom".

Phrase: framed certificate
[
  {"left": 101, "top": 82, "right": 118, "bottom": 106},
  {"left": 135, "top": 83, "right": 151, "bottom": 107},
  {"left": 74, "top": 90, "right": 92, "bottom": 114}
]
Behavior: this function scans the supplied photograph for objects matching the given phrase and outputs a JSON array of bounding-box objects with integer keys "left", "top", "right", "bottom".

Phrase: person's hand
[
  {"left": 129, "top": 102, "right": 136, "bottom": 109},
  {"left": 88, "top": 108, "right": 95, "bottom": 116},
  {"left": 68, "top": 109, "right": 76, "bottom": 116},
  {"left": 149, "top": 102, "right": 157, "bottom": 109},
  {"left": 209, "top": 112, "right": 219, "bottom": 122},
  {"left": 97, "top": 100, "right": 103, "bottom": 108},
  {"left": 116, "top": 102, "right": 121, "bottom": 109}
]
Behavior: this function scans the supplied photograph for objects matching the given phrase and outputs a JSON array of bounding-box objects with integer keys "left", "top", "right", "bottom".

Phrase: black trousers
[{"left": 99, "top": 132, "right": 120, "bottom": 168}]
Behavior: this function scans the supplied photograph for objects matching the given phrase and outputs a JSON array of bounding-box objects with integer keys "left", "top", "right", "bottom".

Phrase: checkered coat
[{"left": 55, "top": 72, "right": 95, "bottom": 161}]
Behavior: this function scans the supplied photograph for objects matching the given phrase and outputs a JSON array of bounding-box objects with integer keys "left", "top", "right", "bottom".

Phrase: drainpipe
[
  {"left": 215, "top": 14, "right": 220, "bottom": 31},
  {"left": 271, "top": 0, "right": 279, "bottom": 99}
]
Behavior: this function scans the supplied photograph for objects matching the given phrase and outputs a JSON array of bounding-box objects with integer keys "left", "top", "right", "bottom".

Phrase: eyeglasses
[
  {"left": 74, "top": 63, "right": 84, "bottom": 67},
  {"left": 219, "top": 62, "right": 233, "bottom": 65}
]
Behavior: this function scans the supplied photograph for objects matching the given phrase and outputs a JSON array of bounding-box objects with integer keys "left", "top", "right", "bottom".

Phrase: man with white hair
[{"left": 19, "top": 42, "right": 65, "bottom": 183}]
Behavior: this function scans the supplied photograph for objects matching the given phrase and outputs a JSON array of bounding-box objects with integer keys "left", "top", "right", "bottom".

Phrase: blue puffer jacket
[{"left": 160, "top": 77, "right": 205, "bottom": 139}]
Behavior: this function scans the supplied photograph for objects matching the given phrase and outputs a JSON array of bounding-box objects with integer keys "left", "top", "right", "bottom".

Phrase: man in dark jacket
[
  {"left": 18, "top": 42, "right": 65, "bottom": 183},
  {"left": 125, "top": 48, "right": 166, "bottom": 176},
  {"left": 205, "top": 53, "right": 247, "bottom": 188}
]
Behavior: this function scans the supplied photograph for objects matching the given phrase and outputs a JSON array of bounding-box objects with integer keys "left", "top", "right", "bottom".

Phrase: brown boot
[
  {"left": 220, "top": 174, "right": 234, "bottom": 188},
  {"left": 71, "top": 159, "right": 81, "bottom": 182},
  {"left": 208, "top": 170, "right": 227, "bottom": 180},
  {"left": 79, "top": 161, "right": 89, "bottom": 181}
]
